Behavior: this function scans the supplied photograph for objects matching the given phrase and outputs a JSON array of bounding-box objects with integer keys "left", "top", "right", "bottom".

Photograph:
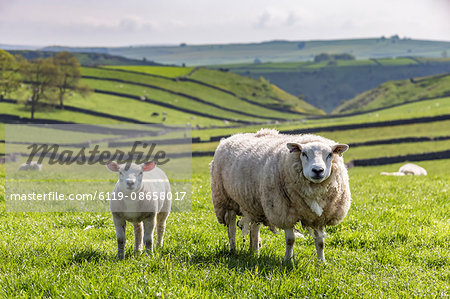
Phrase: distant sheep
[
  {"left": 107, "top": 161, "right": 171, "bottom": 259},
  {"left": 210, "top": 129, "right": 351, "bottom": 263},
  {"left": 380, "top": 163, "right": 427, "bottom": 176},
  {"left": 18, "top": 161, "right": 42, "bottom": 171}
]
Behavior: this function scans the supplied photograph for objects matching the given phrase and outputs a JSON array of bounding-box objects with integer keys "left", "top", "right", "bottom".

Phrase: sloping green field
[{"left": 334, "top": 74, "right": 450, "bottom": 114}]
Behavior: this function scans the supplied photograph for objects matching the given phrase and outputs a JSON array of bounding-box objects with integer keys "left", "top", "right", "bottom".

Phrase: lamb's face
[
  {"left": 287, "top": 141, "right": 348, "bottom": 183},
  {"left": 107, "top": 161, "right": 156, "bottom": 191}
]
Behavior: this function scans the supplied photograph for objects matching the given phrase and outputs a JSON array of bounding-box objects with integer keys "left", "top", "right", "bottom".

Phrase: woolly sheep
[
  {"left": 210, "top": 129, "right": 351, "bottom": 263},
  {"left": 380, "top": 163, "right": 427, "bottom": 176},
  {"left": 18, "top": 161, "right": 42, "bottom": 171},
  {"left": 107, "top": 161, "right": 171, "bottom": 259}
]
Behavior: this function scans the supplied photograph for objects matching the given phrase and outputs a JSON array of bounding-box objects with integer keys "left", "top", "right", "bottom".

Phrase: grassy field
[
  {"left": 0, "top": 158, "right": 448, "bottom": 297},
  {"left": 104, "top": 66, "right": 195, "bottom": 78},
  {"left": 334, "top": 74, "right": 450, "bottom": 114},
  {"left": 1, "top": 60, "right": 450, "bottom": 296}
]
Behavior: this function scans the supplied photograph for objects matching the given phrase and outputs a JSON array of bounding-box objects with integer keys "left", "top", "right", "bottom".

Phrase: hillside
[
  {"left": 37, "top": 38, "right": 450, "bottom": 66},
  {"left": 0, "top": 65, "right": 322, "bottom": 129},
  {"left": 213, "top": 58, "right": 450, "bottom": 112},
  {"left": 8, "top": 50, "right": 161, "bottom": 66},
  {"left": 333, "top": 73, "right": 450, "bottom": 114}
]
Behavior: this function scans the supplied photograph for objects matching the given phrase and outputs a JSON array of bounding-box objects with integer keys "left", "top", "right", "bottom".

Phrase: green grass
[
  {"left": 82, "top": 67, "right": 318, "bottom": 120},
  {"left": 0, "top": 102, "right": 125, "bottom": 124},
  {"left": 0, "top": 158, "right": 448, "bottom": 297},
  {"left": 334, "top": 74, "right": 450, "bottom": 114},
  {"left": 104, "top": 66, "right": 194, "bottom": 78}
]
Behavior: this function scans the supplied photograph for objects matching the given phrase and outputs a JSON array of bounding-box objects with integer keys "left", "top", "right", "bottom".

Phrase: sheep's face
[
  {"left": 287, "top": 142, "right": 348, "bottom": 183},
  {"left": 107, "top": 161, "right": 156, "bottom": 191}
]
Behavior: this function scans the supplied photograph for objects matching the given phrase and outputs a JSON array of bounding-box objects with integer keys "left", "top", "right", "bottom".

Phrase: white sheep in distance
[
  {"left": 380, "top": 163, "right": 427, "bottom": 176},
  {"left": 106, "top": 161, "right": 171, "bottom": 259},
  {"left": 18, "top": 161, "right": 42, "bottom": 171},
  {"left": 210, "top": 129, "right": 351, "bottom": 263}
]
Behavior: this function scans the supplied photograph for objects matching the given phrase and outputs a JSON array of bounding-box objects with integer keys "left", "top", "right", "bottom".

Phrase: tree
[
  {"left": 20, "top": 57, "right": 58, "bottom": 119},
  {"left": 53, "top": 51, "right": 85, "bottom": 109},
  {"left": 0, "top": 50, "right": 21, "bottom": 100}
]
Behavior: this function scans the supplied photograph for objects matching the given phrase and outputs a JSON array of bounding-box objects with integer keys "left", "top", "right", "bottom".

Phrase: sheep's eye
[
  {"left": 328, "top": 153, "right": 333, "bottom": 159},
  {"left": 119, "top": 172, "right": 123, "bottom": 175},
  {"left": 301, "top": 152, "right": 307, "bottom": 158}
]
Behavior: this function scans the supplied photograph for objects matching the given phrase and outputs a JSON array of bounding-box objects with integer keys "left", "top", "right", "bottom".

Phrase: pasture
[{"left": 0, "top": 158, "right": 448, "bottom": 297}]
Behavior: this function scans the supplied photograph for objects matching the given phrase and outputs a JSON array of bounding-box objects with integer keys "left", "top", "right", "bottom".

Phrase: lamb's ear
[
  {"left": 333, "top": 144, "right": 349, "bottom": 156},
  {"left": 287, "top": 143, "right": 302, "bottom": 153},
  {"left": 142, "top": 161, "right": 156, "bottom": 172},
  {"left": 106, "top": 161, "right": 120, "bottom": 172}
]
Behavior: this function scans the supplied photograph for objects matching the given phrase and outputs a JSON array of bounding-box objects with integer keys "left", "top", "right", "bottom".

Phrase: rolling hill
[
  {"left": 212, "top": 57, "right": 450, "bottom": 112},
  {"left": 0, "top": 65, "right": 323, "bottom": 129},
  {"left": 333, "top": 73, "right": 450, "bottom": 114},
  {"left": 39, "top": 37, "right": 450, "bottom": 66},
  {"left": 9, "top": 50, "right": 161, "bottom": 66}
]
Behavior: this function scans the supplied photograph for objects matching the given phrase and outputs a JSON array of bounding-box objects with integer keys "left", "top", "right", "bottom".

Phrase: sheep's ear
[
  {"left": 106, "top": 161, "right": 120, "bottom": 172},
  {"left": 142, "top": 161, "right": 156, "bottom": 172},
  {"left": 287, "top": 143, "right": 302, "bottom": 153},
  {"left": 333, "top": 144, "right": 349, "bottom": 156}
]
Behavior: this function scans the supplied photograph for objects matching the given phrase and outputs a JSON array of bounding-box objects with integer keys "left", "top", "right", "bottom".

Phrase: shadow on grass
[
  {"left": 185, "top": 245, "right": 297, "bottom": 274},
  {"left": 69, "top": 248, "right": 111, "bottom": 264}
]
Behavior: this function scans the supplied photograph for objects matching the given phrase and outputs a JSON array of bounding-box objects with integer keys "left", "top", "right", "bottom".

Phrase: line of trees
[{"left": 0, "top": 50, "right": 89, "bottom": 119}]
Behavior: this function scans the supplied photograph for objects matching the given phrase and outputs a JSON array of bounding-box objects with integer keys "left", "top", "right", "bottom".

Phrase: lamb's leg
[
  {"left": 112, "top": 214, "right": 127, "bottom": 260},
  {"left": 143, "top": 213, "right": 156, "bottom": 254},
  {"left": 133, "top": 222, "right": 144, "bottom": 253},
  {"left": 283, "top": 228, "right": 295, "bottom": 263},
  {"left": 156, "top": 212, "right": 169, "bottom": 247},
  {"left": 313, "top": 227, "right": 326, "bottom": 262},
  {"left": 249, "top": 222, "right": 261, "bottom": 253},
  {"left": 225, "top": 210, "right": 237, "bottom": 252}
]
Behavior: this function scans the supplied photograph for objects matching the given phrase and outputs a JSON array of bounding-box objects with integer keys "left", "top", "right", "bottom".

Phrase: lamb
[
  {"left": 18, "top": 161, "right": 42, "bottom": 171},
  {"left": 106, "top": 161, "right": 171, "bottom": 259},
  {"left": 210, "top": 129, "right": 351, "bottom": 263},
  {"left": 380, "top": 163, "right": 427, "bottom": 176}
]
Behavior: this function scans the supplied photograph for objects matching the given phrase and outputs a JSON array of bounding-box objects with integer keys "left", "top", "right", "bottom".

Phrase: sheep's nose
[
  {"left": 312, "top": 167, "right": 324, "bottom": 175},
  {"left": 126, "top": 179, "right": 134, "bottom": 186}
]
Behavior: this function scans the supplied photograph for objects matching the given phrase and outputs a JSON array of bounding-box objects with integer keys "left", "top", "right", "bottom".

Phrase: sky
[{"left": 0, "top": 0, "right": 449, "bottom": 47}]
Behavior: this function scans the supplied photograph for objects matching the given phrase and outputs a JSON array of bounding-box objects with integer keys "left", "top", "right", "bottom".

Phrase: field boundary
[
  {"left": 0, "top": 98, "right": 160, "bottom": 125},
  {"left": 93, "top": 66, "right": 311, "bottom": 116},
  {"left": 93, "top": 89, "right": 260, "bottom": 124},
  {"left": 179, "top": 76, "right": 311, "bottom": 115},
  {"left": 83, "top": 75, "right": 296, "bottom": 121},
  {"left": 329, "top": 94, "right": 450, "bottom": 117},
  {"left": 347, "top": 149, "right": 450, "bottom": 167}
]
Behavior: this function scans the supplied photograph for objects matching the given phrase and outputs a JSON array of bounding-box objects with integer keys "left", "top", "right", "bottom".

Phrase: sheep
[
  {"left": 380, "top": 163, "right": 427, "bottom": 176},
  {"left": 210, "top": 129, "right": 351, "bottom": 263},
  {"left": 18, "top": 161, "right": 42, "bottom": 171},
  {"left": 106, "top": 161, "right": 171, "bottom": 259}
]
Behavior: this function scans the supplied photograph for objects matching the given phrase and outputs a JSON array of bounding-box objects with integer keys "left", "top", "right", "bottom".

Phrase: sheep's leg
[
  {"left": 225, "top": 210, "right": 237, "bottom": 252},
  {"left": 249, "top": 222, "right": 261, "bottom": 253},
  {"left": 133, "top": 222, "right": 144, "bottom": 253},
  {"left": 313, "top": 227, "right": 326, "bottom": 262},
  {"left": 143, "top": 213, "right": 156, "bottom": 254},
  {"left": 283, "top": 228, "right": 296, "bottom": 263},
  {"left": 156, "top": 212, "right": 169, "bottom": 247},
  {"left": 112, "top": 214, "right": 127, "bottom": 260}
]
